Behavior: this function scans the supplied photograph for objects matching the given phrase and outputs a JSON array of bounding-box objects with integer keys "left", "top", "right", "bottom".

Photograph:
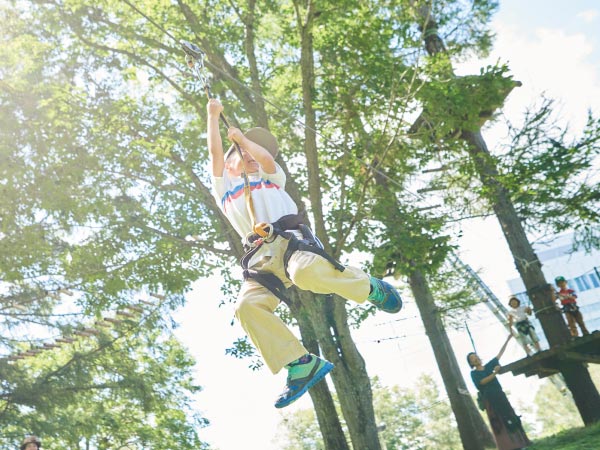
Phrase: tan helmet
[
  {"left": 20, "top": 436, "right": 41, "bottom": 450},
  {"left": 224, "top": 127, "right": 279, "bottom": 160}
]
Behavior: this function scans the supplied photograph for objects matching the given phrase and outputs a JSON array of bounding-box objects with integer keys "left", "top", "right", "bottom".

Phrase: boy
[
  {"left": 207, "top": 98, "right": 402, "bottom": 408},
  {"left": 507, "top": 296, "right": 541, "bottom": 353},
  {"left": 555, "top": 276, "right": 589, "bottom": 337}
]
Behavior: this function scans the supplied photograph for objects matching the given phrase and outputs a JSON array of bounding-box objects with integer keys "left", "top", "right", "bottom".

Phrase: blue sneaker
[
  {"left": 274, "top": 354, "right": 334, "bottom": 408},
  {"left": 367, "top": 277, "right": 402, "bottom": 313}
]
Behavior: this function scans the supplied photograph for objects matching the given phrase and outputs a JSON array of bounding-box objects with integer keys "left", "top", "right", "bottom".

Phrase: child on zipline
[
  {"left": 206, "top": 98, "right": 402, "bottom": 408},
  {"left": 555, "top": 276, "right": 589, "bottom": 337},
  {"left": 507, "top": 296, "right": 541, "bottom": 353}
]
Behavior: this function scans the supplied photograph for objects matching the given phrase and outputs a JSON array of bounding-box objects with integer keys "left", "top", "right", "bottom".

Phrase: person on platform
[
  {"left": 554, "top": 275, "right": 589, "bottom": 337},
  {"left": 507, "top": 296, "right": 542, "bottom": 353}
]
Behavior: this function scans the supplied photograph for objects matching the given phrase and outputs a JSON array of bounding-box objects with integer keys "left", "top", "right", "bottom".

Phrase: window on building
[
  {"left": 575, "top": 275, "right": 591, "bottom": 292},
  {"left": 589, "top": 272, "right": 600, "bottom": 289}
]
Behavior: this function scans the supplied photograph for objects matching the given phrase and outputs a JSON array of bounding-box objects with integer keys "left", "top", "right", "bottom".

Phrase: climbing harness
[
  {"left": 239, "top": 213, "right": 345, "bottom": 303},
  {"left": 514, "top": 319, "right": 535, "bottom": 336},
  {"left": 562, "top": 302, "right": 580, "bottom": 314}
]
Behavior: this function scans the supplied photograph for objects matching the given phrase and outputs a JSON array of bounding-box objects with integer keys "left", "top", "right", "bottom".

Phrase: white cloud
[
  {"left": 458, "top": 21, "right": 600, "bottom": 135},
  {"left": 577, "top": 9, "right": 598, "bottom": 23}
]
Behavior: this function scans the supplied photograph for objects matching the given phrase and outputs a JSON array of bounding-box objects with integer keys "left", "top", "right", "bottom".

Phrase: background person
[
  {"left": 468, "top": 335, "right": 530, "bottom": 450},
  {"left": 20, "top": 436, "right": 41, "bottom": 450},
  {"left": 555, "top": 275, "right": 589, "bottom": 337},
  {"left": 507, "top": 296, "right": 542, "bottom": 353}
]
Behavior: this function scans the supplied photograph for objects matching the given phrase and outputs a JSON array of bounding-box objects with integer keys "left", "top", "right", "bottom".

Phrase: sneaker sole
[
  {"left": 369, "top": 278, "right": 403, "bottom": 314},
  {"left": 274, "top": 361, "right": 334, "bottom": 409},
  {"left": 382, "top": 296, "right": 402, "bottom": 314}
]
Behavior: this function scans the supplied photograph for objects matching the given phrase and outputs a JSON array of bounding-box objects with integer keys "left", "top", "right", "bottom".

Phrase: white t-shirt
[
  {"left": 508, "top": 305, "right": 529, "bottom": 322},
  {"left": 212, "top": 163, "right": 298, "bottom": 239}
]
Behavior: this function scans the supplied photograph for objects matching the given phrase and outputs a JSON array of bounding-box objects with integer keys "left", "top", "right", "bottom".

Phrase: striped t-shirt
[{"left": 212, "top": 163, "right": 298, "bottom": 240}]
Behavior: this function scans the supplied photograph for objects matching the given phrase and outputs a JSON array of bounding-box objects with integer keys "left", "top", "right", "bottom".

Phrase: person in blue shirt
[{"left": 467, "top": 335, "right": 530, "bottom": 450}]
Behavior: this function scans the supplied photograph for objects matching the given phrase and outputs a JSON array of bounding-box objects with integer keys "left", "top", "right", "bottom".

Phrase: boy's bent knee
[{"left": 288, "top": 264, "right": 321, "bottom": 290}]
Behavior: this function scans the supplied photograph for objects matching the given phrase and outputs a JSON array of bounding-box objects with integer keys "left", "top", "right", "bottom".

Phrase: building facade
[{"left": 506, "top": 233, "right": 600, "bottom": 345}]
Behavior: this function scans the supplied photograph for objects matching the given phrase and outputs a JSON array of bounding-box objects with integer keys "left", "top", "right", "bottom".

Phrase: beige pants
[
  {"left": 565, "top": 310, "right": 589, "bottom": 336},
  {"left": 235, "top": 236, "right": 370, "bottom": 374}
]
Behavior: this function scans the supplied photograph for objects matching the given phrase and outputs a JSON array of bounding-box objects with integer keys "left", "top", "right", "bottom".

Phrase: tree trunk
[
  {"left": 461, "top": 131, "right": 571, "bottom": 347},
  {"left": 462, "top": 131, "right": 600, "bottom": 425},
  {"left": 294, "top": 0, "right": 330, "bottom": 247},
  {"left": 288, "top": 290, "right": 351, "bottom": 450},
  {"left": 412, "top": 4, "right": 600, "bottom": 425},
  {"left": 290, "top": 1, "right": 384, "bottom": 446},
  {"left": 315, "top": 295, "right": 383, "bottom": 450},
  {"left": 408, "top": 269, "right": 495, "bottom": 450}
]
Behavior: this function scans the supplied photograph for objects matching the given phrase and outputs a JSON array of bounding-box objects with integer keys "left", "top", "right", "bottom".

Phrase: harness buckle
[
  {"left": 243, "top": 231, "right": 263, "bottom": 249},
  {"left": 253, "top": 222, "right": 274, "bottom": 240}
]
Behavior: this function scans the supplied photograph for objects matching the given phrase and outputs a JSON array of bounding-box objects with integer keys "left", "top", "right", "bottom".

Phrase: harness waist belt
[{"left": 240, "top": 214, "right": 345, "bottom": 302}]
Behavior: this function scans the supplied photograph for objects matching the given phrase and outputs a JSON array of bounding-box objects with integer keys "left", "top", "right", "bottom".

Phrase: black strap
[
  {"left": 243, "top": 269, "right": 290, "bottom": 304},
  {"left": 515, "top": 319, "right": 533, "bottom": 335},
  {"left": 563, "top": 303, "right": 579, "bottom": 313},
  {"left": 244, "top": 213, "right": 305, "bottom": 247},
  {"left": 282, "top": 236, "right": 345, "bottom": 280},
  {"left": 240, "top": 214, "right": 344, "bottom": 303},
  {"left": 240, "top": 242, "right": 264, "bottom": 270},
  {"left": 273, "top": 214, "right": 305, "bottom": 232}
]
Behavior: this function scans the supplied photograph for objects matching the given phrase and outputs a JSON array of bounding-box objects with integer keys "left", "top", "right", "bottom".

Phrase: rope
[
  {"left": 115, "top": 2, "right": 264, "bottom": 228},
  {"left": 534, "top": 304, "right": 560, "bottom": 316},
  {"left": 514, "top": 256, "right": 541, "bottom": 272},
  {"left": 120, "top": 0, "right": 179, "bottom": 43},
  {"left": 120, "top": 1, "right": 428, "bottom": 205},
  {"left": 181, "top": 43, "right": 259, "bottom": 230}
]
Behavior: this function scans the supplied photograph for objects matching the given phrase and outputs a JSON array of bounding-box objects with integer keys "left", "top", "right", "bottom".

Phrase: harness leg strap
[{"left": 282, "top": 235, "right": 345, "bottom": 281}]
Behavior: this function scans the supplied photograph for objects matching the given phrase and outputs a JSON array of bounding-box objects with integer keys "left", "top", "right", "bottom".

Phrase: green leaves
[
  {"left": 498, "top": 98, "right": 600, "bottom": 249},
  {"left": 0, "top": 328, "right": 208, "bottom": 449},
  {"left": 412, "top": 63, "right": 519, "bottom": 139},
  {"left": 276, "top": 375, "right": 460, "bottom": 450}
]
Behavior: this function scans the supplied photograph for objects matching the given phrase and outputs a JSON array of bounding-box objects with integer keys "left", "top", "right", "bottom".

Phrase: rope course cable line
[
  {"left": 1, "top": 293, "right": 168, "bottom": 361},
  {"left": 358, "top": 315, "right": 503, "bottom": 345},
  {"left": 117, "top": 2, "right": 501, "bottom": 230},
  {"left": 118, "top": 0, "right": 432, "bottom": 206}
]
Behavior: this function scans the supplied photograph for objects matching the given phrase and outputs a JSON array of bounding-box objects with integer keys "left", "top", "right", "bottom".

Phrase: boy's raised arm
[{"left": 207, "top": 98, "right": 225, "bottom": 177}]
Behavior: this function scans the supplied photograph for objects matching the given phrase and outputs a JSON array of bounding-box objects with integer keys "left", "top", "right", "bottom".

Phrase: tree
[
  {"left": 277, "top": 375, "right": 462, "bottom": 450},
  {"left": 1, "top": 5, "right": 210, "bottom": 446},
  {"left": 1, "top": 1, "right": 423, "bottom": 448},
  {"left": 407, "top": 0, "right": 600, "bottom": 424},
  {"left": 9, "top": 0, "right": 595, "bottom": 447},
  {"left": 0, "top": 319, "right": 208, "bottom": 449},
  {"left": 369, "top": 188, "right": 494, "bottom": 450}
]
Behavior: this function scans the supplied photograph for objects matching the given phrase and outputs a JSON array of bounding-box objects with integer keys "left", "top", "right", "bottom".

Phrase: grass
[{"left": 528, "top": 422, "right": 600, "bottom": 450}]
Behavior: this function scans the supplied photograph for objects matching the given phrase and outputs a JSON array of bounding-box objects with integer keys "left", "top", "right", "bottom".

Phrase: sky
[{"left": 173, "top": 2, "right": 600, "bottom": 449}]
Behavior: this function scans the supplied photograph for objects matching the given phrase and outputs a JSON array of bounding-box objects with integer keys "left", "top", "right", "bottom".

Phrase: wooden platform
[{"left": 499, "top": 331, "right": 600, "bottom": 379}]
